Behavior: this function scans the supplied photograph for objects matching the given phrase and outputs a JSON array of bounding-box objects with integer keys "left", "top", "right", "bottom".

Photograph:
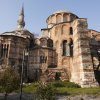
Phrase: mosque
[{"left": 0, "top": 7, "right": 100, "bottom": 87}]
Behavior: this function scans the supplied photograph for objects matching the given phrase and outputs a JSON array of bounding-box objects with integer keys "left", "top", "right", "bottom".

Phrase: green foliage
[
  {"left": 65, "top": 82, "right": 81, "bottom": 88},
  {"left": 52, "top": 81, "right": 81, "bottom": 88},
  {"left": 55, "top": 72, "right": 61, "bottom": 81},
  {"left": 36, "top": 82, "right": 56, "bottom": 100},
  {"left": 52, "top": 81, "right": 65, "bottom": 87},
  {"left": 0, "top": 67, "right": 20, "bottom": 93}
]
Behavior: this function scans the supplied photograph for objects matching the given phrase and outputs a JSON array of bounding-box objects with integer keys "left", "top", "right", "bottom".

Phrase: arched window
[
  {"left": 6, "top": 44, "right": 9, "bottom": 57},
  {"left": 1, "top": 44, "right": 3, "bottom": 58},
  {"left": 70, "top": 40, "right": 73, "bottom": 56},
  {"left": 70, "top": 27, "right": 73, "bottom": 35},
  {"left": 56, "top": 14, "right": 62, "bottom": 23},
  {"left": 47, "top": 39, "right": 53, "bottom": 48},
  {"left": 39, "top": 50, "right": 47, "bottom": 64},
  {"left": 4, "top": 44, "right": 6, "bottom": 58},
  {"left": 40, "top": 56, "right": 47, "bottom": 63},
  {"left": 63, "top": 40, "right": 70, "bottom": 56}
]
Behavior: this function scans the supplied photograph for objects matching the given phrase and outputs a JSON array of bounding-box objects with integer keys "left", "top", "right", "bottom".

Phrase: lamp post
[
  {"left": 20, "top": 49, "right": 29, "bottom": 100},
  {"left": 25, "top": 50, "right": 29, "bottom": 82},
  {"left": 20, "top": 50, "right": 25, "bottom": 100}
]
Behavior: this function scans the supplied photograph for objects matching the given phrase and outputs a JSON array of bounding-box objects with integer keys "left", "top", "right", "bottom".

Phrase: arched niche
[
  {"left": 62, "top": 25, "right": 67, "bottom": 34},
  {"left": 51, "top": 15, "right": 55, "bottom": 23},
  {"left": 63, "top": 14, "right": 68, "bottom": 22},
  {"left": 56, "top": 14, "right": 62, "bottom": 23},
  {"left": 55, "top": 26, "right": 60, "bottom": 36},
  {"left": 48, "top": 17, "right": 52, "bottom": 24},
  {"left": 55, "top": 40, "right": 59, "bottom": 49}
]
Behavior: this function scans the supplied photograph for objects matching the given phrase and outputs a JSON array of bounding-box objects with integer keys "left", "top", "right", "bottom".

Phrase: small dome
[{"left": 35, "top": 38, "right": 40, "bottom": 45}]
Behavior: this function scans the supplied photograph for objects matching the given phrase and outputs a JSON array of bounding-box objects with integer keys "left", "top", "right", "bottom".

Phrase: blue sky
[{"left": 0, "top": 0, "right": 100, "bottom": 34}]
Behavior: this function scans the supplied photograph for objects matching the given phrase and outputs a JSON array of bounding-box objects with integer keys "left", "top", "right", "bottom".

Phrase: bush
[
  {"left": 0, "top": 66, "right": 20, "bottom": 100},
  {"left": 52, "top": 81, "right": 65, "bottom": 87},
  {"left": 65, "top": 82, "right": 81, "bottom": 88},
  {"left": 0, "top": 67, "right": 20, "bottom": 93},
  {"left": 36, "top": 82, "right": 56, "bottom": 100}
]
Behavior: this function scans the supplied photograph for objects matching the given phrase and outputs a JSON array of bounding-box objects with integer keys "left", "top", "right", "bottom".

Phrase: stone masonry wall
[{"left": 71, "top": 18, "right": 99, "bottom": 87}]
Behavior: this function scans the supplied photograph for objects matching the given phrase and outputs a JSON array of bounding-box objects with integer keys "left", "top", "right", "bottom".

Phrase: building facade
[{"left": 0, "top": 8, "right": 100, "bottom": 87}]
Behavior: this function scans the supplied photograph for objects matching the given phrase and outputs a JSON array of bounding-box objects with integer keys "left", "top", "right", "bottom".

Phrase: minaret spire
[{"left": 17, "top": 5, "right": 25, "bottom": 30}]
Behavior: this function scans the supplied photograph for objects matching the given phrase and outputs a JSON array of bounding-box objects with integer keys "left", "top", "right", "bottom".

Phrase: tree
[{"left": 0, "top": 66, "right": 20, "bottom": 100}]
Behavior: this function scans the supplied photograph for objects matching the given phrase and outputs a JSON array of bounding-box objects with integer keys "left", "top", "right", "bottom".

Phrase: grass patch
[
  {"left": 1, "top": 81, "right": 100, "bottom": 96},
  {"left": 21, "top": 83, "right": 38, "bottom": 93},
  {"left": 21, "top": 82, "right": 100, "bottom": 96},
  {"left": 56, "top": 87, "right": 100, "bottom": 96},
  {"left": 51, "top": 81, "right": 81, "bottom": 88}
]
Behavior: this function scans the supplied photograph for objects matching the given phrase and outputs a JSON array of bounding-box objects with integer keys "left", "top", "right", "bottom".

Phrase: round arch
[{"left": 56, "top": 14, "right": 62, "bottom": 23}]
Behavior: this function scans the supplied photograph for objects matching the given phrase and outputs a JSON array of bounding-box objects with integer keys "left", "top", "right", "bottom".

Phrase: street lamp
[
  {"left": 20, "top": 49, "right": 29, "bottom": 100},
  {"left": 20, "top": 50, "right": 25, "bottom": 100}
]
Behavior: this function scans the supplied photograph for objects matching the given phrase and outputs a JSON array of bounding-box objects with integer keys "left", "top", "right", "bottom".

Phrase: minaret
[{"left": 17, "top": 6, "right": 25, "bottom": 30}]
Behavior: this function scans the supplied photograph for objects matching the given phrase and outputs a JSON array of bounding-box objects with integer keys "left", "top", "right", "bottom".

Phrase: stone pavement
[
  {"left": 0, "top": 93, "right": 100, "bottom": 100},
  {"left": 0, "top": 93, "right": 34, "bottom": 100},
  {"left": 56, "top": 95, "right": 100, "bottom": 100}
]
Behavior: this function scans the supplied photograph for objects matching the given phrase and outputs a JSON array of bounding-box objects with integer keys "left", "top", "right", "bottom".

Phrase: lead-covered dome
[{"left": 1, "top": 29, "right": 34, "bottom": 39}]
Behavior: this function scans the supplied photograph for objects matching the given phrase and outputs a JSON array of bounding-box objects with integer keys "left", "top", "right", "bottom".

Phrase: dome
[
  {"left": 1, "top": 29, "right": 34, "bottom": 39},
  {"left": 53, "top": 10, "right": 71, "bottom": 14},
  {"left": 46, "top": 10, "right": 78, "bottom": 25},
  {"left": 35, "top": 38, "right": 40, "bottom": 45}
]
